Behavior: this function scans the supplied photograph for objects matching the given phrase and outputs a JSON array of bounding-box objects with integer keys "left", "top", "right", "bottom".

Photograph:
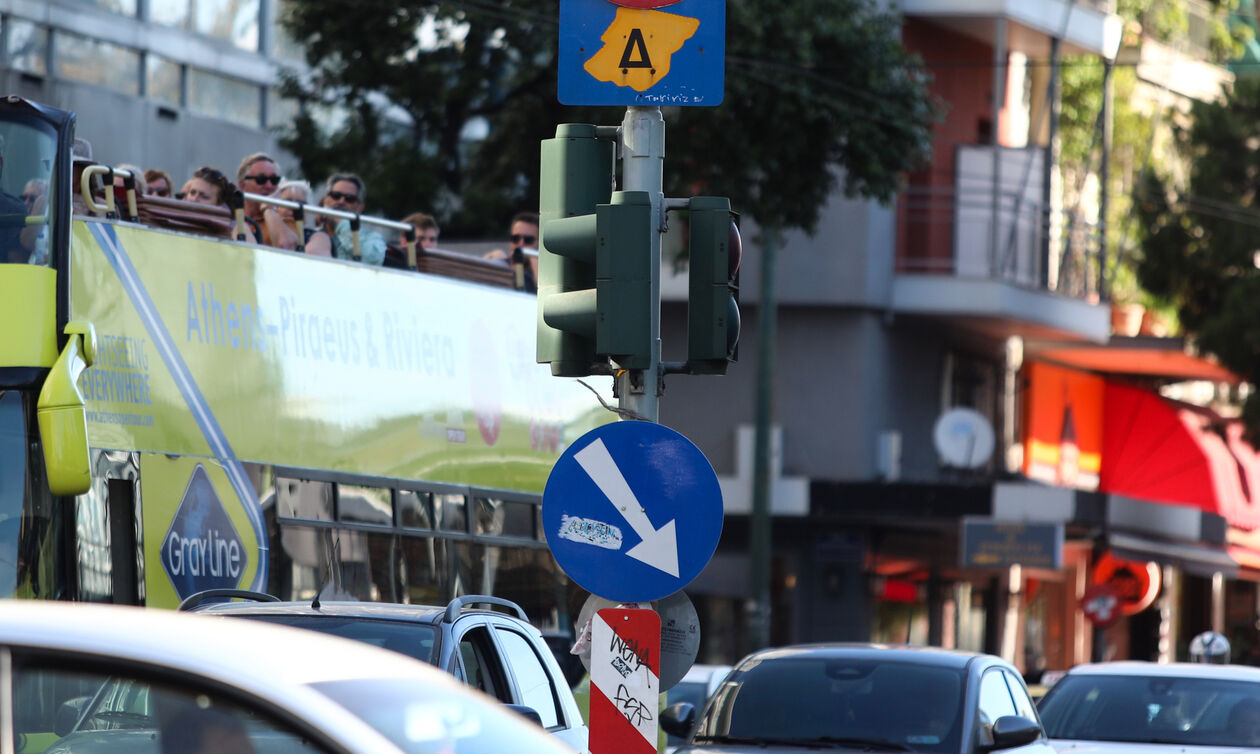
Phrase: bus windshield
[{"left": 0, "top": 117, "right": 57, "bottom": 266}]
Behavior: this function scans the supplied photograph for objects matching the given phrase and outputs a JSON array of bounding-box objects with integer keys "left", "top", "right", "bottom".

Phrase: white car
[
  {"left": 0, "top": 600, "right": 575, "bottom": 754},
  {"left": 1038, "top": 660, "right": 1260, "bottom": 752}
]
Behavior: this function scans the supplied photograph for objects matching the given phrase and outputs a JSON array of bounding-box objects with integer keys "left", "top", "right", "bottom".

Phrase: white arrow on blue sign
[{"left": 544, "top": 421, "right": 723, "bottom": 604}]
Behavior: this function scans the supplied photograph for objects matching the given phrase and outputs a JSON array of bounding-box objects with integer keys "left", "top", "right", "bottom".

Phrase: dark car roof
[
  {"left": 737, "top": 643, "right": 999, "bottom": 671},
  {"left": 193, "top": 600, "right": 450, "bottom": 625}
]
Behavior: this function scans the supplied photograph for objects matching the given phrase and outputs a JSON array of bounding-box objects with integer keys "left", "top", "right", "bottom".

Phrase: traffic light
[
  {"left": 538, "top": 125, "right": 655, "bottom": 376},
  {"left": 537, "top": 124, "right": 614, "bottom": 377},
  {"left": 686, "top": 196, "right": 741, "bottom": 375}
]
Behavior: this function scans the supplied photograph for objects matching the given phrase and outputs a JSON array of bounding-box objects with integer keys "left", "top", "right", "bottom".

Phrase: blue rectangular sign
[
  {"left": 960, "top": 518, "right": 1064, "bottom": 570},
  {"left": 558, "top": 0, "right": 725, "bottom": 107}
]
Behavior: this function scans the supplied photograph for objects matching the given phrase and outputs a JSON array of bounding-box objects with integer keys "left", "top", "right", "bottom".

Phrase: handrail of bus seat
[
  {"left": 178, "top": 588, "right": 282, "bottom": 611},
  {"left": 240, "top": 191, "right": 418, "bottom": 269},
  {"left": 79, "top": 164, "right": 140, "bottom": 221},
  {"left": 442, "top": 595, "right": 530, "bottom": 623}
]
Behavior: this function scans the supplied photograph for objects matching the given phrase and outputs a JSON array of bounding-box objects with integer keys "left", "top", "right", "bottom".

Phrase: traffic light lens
[{"left": 728, "top": 220, "right": 742, "bottom": 278}]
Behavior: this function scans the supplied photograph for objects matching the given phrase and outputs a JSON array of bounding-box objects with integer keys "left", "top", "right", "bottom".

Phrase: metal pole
[
  {"left": 749, "top": 227, "right": 778, "bottom": 652},
  {"left": 1099, "top": 58, "right": 1113, "bottom": 301},
  {"left": 619, "top": 106, "right": 664, "bottom": 423},
  {"left": 1042, "top": 36, "right": 1061, "bottom": 290}
]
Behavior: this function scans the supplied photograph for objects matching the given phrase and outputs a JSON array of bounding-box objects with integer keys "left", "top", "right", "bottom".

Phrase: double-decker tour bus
[{"left": 0, "top": 96, "right": 610, "bottom": 626}]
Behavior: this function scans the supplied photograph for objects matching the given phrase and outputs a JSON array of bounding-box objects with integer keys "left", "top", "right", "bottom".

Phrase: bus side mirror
[{"left": 37, "top": 321, "right": 96, "bottom": 496}]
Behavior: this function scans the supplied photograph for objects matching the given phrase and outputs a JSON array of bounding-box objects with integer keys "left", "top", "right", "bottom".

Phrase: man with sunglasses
[
  {"left": 318, "top": 172, "right": 386, "bottom": 266},
  {"left": 484, "top": 211, "right": 539, "bottom": 291},
  {"left": 236, "top": 152, "right": 297, "bottom": 250}
]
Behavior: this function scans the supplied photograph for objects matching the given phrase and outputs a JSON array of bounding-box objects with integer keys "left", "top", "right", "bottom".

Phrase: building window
[
  {"left": 55, "top": 32, "right": 141, "bottom": 96},
  {"left": 186, "top": 68, "right": 261, "bottom": 128},
  {"left": 152, "top": 0, "right": 260, "bottom": 52},
  {"left": 65, "top": 0, "right": 137, "bottom": 17},
  {"left": 272, "top": 0, "right": 307, "bottom": 62},
  {"left": 7, "top": 20, "right": 48, "bottom": 76},
  {"left": 145, "top": 54, "right": 183, "bottom": 107}
]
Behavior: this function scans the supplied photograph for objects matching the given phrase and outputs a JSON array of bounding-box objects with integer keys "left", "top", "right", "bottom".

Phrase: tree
[
  {"left": 277, "top": 0, "right": 937, "bottom": 237},
  {"left": 1134, "top": 75, "right": 1260, "bottom": 439}
]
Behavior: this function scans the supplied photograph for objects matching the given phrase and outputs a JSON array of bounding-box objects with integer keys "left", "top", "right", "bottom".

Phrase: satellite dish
[{"left": 933, "top": 408, "right": 995, "bottom": 469}]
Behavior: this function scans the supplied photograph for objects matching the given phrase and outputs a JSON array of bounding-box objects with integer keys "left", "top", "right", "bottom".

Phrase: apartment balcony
[
  {"left": 895, "top": 0, "right": 1122, "bottom": 60},
  {"left": 892, "top": 145, "right": 1111, "bottom": 344}
]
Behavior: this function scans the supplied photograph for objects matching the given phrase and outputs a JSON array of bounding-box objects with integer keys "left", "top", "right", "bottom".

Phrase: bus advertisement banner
[{"left": 70, "top": 219, "right": 611, "bottom": 494}]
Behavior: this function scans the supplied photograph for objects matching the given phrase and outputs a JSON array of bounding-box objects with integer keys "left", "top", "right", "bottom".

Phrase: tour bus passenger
[
  {"left": 236, "top": 152, "right": 297, "bottom": 251},
  {"left": 144, "top": 168, "right": 173, "bottom": 198},
  {"left": 113, "top": 163, "right": 147, "bottom": 196},
  {"left": 402, "top": 211, "right": 440, "bottom": 251},
  {"left": 317, "top": 172, "right": 385, "bottom": 265},
  {"left": 0, "top": 134, "right": 30, "bottom": 263},
  {"left": 484, "top": 210, "right": 539, "bottom": 291},
  {"left": 19, "top": 178, "right": 48, "bottom": 264},
  {"left": 275, "top": 179, "right": 331, "bottom": 257},
  {"left": 181, "top": 166, "right": 256, "bottom": 244}
]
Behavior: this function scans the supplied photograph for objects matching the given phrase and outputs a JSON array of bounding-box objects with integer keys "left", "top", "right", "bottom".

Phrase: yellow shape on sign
[{"left": 584, "top": 7, "right": 700, "bottom": 92}]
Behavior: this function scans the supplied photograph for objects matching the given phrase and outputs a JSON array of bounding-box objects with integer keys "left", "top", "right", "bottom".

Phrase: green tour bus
[{"left": 0, "top": 96, "right": 611, "bottom": 625}]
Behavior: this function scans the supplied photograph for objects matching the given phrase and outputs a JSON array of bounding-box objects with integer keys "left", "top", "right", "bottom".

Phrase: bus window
[
  {"left": 0, "top": 119, "right": 56, "bottom": 265},
  {"left": 0, "top": 392, "right": 27, "bottom": 593}
]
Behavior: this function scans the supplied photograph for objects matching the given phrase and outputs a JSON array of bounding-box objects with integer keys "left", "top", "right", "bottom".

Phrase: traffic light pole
[{"left": 617, "top": 106, "right": 664, "bottom": 424}]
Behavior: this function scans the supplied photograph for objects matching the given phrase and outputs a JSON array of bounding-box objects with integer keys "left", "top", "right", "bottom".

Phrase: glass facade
[
  {"left": 54, "top": 32, "right": 142, "bottom": 96},
  {"left": 7, "top": 20, "right": 48, "bottom": 76},
  {"left": 1, "top": 4, "right": 274, "bottom": 129}
]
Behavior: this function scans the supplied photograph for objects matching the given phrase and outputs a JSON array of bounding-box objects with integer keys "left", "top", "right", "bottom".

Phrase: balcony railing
[{"left": 895, "top": 145, "right": 1104, "bottom": 301}]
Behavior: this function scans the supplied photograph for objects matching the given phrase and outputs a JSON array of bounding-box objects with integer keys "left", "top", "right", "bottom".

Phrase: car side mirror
[
  {"left": 660, "top": 702, "right": 696, "bottom": 739},
  {"left": 984, "top": 715, "right": 1042, "bottom": 751},
  {"left": 54, "top": 696, "right": 90, "bottom": 737},
  {"left": 505, "top": 704, "right": 543, "bottom": 726}
]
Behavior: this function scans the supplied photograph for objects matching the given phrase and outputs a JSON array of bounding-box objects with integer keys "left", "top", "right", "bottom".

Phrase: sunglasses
[
  {"left": 20, "top": 193, "right": 38, "bottom": 202},
  {"left": 326, "top": 190, "right": 359, "bottom": 203},
  {"left": 511, "top": 234, "right": 536, "bottom": 245},
  {"left": 247, "top": 174, "right": 282, "bottom": 185}
]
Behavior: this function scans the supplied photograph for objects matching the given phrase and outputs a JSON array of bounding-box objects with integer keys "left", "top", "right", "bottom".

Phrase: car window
[
  {"left": 693, "top": 657, "right": 963, "bottom": 752},
  {"left": 12, "top": 661, "right": 331, "bottom": 754},
  {"left": 494, "top": 627, "right": 561, "bottom": 729},
  {"left": 1003, "top": 670, "right": 1039, "bottom": 722},
  {"left": 1039, "top": 673, "right": 1260, "bottom": 747},
  {"left": 234, "top": 614, "right": 438, "bottom": 664},
  {"left": 977, "top": 668, "right": 1019, "bottom": 746},
  {"left": 457, "top": 626, "right": 511, "bottom": 703}
]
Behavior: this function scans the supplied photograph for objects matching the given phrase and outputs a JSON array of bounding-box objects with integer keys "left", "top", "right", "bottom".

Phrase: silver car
[
  {"left": 0, "top": 600, "right": 575, "bottom": 754},
  {"left": 663, "top": 643, "right": 1054, "bottom": 753}
]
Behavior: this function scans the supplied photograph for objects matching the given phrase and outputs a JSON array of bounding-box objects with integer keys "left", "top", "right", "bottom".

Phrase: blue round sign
[{"left": 544, "top": 421, "right": 723, "bottom": 603}]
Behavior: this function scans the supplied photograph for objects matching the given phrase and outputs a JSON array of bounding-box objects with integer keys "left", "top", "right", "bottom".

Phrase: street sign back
[
  {"left": 558, "top": 0, "right": 725, "bottom": 107},
  {"left": 543, "top": 421, "right": 723, "bottom": 603}
]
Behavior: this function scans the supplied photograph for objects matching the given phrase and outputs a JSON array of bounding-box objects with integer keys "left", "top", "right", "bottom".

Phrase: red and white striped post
[{"left": 590, "top": 607, "right": 660, "bottom": 754}]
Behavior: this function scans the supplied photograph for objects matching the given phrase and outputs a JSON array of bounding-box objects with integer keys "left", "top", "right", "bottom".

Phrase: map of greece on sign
[
  {"left": 543, "top": 421, "right": 724, "bottom": 603},
  {"left": 559, "top": 0, "right": 725, "bottom": 106}
]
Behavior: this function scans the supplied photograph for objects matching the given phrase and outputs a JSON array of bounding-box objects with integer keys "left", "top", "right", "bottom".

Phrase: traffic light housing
[
  {"left": 537, "top": 124, "right": 614, "bottom": 377},
  {"left": 686, "top": 197, "right": 740, "bottom": 375},
  {"left": 538, "top": 125, "right": 655, "bottom": 376}
]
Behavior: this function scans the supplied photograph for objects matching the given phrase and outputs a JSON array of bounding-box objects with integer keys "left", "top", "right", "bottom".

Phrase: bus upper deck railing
[{"left": 76, "top": 164, "right": 530, "bottom": 290}]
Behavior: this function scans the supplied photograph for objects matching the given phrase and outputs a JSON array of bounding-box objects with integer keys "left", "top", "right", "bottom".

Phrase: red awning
[{"left": 1102, "top": 382, "right": 1260, "bottom": 531}]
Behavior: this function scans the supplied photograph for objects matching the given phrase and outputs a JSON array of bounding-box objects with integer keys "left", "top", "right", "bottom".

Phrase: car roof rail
[
  {"left": 443, "top": 595, "right": 529, "bottom": 623},
  {"left": 178, "top": 588, "right": 281, "bottom": 611}
]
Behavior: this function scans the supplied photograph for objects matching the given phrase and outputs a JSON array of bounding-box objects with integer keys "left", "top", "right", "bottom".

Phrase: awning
[
  {"left": 1102, "top": 382, "right": 1260, "bottom": 531},
  {"left": 1109, "top": 532, "right": 1238, "bottom": 578},
  {"left": 1037, "top": 335, "right": 1240, "bottom": 383}
]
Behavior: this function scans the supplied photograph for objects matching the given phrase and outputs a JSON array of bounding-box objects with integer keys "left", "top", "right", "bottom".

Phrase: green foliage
[
  {"left": 1134, "top": 76, "right": 1260, "bottom": 442},
  {"left": 276, "top": 0, "right": 938, "bottom": 237}
]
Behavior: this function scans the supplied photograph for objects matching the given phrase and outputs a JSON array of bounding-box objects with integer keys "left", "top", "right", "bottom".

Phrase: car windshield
[
  {"left": 693, "top": 657, "right": 964, "bottom": 752},
  {"left": 1039, "top": 673, "right": 1260, "bottom": 748},
  {"left": 314, "top": 678, "right": 564, "bottom": 754},
  {"left": 236, "top": 615, "right": 438, "bottom": 664}
]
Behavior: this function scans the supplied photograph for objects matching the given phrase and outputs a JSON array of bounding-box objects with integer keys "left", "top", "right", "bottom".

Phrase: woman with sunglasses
[{"left": 236, "top": 152, "right": 297, "bottom": 251}]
